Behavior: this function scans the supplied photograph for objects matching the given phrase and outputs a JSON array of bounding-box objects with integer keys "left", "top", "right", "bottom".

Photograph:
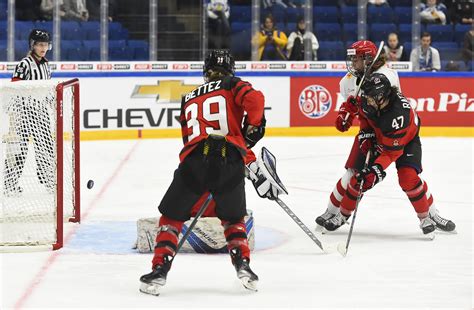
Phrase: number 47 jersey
[{"left": 178, "top": 76, "right": 265, "bottom": 163}]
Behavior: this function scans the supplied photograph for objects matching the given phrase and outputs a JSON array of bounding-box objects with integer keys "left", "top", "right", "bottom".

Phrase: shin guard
[
  {"left": 222, "top": 219, "right": 250, "bottom": 261},
  {"left": 152, "top": 215, "right": 183, "bottom": 268}
]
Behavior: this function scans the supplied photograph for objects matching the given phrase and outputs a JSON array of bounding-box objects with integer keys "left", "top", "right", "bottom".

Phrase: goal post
[{"left": 0, "top": 78, "right": 81, "bottom": 251}]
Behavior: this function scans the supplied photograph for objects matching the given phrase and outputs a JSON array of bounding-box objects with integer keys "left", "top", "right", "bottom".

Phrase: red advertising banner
[{"left": 290, "top": 76, "right": 474, "bottom": 127}]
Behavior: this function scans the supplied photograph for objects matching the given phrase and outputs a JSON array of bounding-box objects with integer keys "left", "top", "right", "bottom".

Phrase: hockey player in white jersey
[{"left": 315, "top": 40, "right": 455, "bottom": 233}]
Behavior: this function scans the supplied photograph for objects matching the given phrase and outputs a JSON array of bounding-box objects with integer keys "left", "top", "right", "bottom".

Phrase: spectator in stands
[
  {"left": 207, "top": 0, "right": 231, "bottom": 49},
  {"left": 262, "top": 0, "right": 297, "bottom": 9},
  {"left": 87, "top": 0, "right": 117, "bottom": 21},
  {"left": 453, "top": 0, "right": 474, "bottom": 24},
  {"left": 444, "top": 60, "right": 461, "bottom": 71},
  {"left": 384, "top": 32, "right": 408, "bottom": 61},
  {"left": 252, "top": 14, "right": 288, "bottom": 60},
  {"left": 462, "top": 25, "right": 474, "bottom": 64},
  {"left": 410, "top": 32, "right": 441, "bottom": 71},
  {"left": 368, "top": 0, "right": 390, "bottom": 8},
  {"left": 420, "top": 0, "right": 447, "bottom": 25},
  {"left": 63, "top": 0, "right": 89, "bottom": 21},
  {"left": 16, "top": 0, "right": 42, "bottom": 21},
  {"left": 286, "top": 16, "right": 319, "bottom": 60},
  {"left": 40, "top": 0, "right": 66, "bottom": 21}
]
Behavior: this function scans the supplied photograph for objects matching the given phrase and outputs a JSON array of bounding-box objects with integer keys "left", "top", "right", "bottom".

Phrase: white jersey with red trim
[{"left": 339, "top": 66, "right": 401, "bottom": 101}]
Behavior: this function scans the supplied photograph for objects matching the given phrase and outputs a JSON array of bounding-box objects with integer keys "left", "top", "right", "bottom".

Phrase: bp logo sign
[{"left": 298, "top": 84, "right": 332, "bottom": 119}]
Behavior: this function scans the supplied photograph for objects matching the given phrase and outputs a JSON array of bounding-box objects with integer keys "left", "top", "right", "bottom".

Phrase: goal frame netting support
[
  {"left": 54, "top": 78, "right": 81, "bottom": 250},
  {"left": 0, "top": 78, "right": 81, "bottom": 251}
]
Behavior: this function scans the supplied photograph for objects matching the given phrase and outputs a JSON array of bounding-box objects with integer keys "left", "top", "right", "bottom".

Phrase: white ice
[{"left": 1, "top": 137, "right": 473, "bottom": 309}]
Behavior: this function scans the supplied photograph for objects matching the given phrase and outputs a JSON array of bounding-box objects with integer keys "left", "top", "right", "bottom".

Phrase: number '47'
[{"left": 392, "top": 116, "right": 404, "bottom": 129}]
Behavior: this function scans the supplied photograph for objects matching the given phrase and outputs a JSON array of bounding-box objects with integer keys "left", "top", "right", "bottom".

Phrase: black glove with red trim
[{"left": 356, "top": 164, "right": 386, "bottom": 191}]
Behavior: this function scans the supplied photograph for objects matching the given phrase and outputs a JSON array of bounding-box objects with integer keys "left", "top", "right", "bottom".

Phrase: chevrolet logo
[{"left": 131, "top": 80, "right": 200, "bottom": 103}]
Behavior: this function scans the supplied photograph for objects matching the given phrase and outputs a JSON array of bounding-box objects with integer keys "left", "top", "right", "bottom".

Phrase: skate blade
[
  {"left": 436, "top": 228, "right": 457, "bottom": 234},
  {"left": 139, "top": 282, "right": 163, "bottom": 296},
  {"left": 315, "top": 225, "right": 327, "bottom": 234},
  {"left": 425, "top": 232, "right": 435, "bottom": 240},
  {"left": 239, "top": 277, "right": 258, "bottom": 292}
]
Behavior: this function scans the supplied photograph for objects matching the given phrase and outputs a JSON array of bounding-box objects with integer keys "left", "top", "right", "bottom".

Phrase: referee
[{"left": 4, "top": 29, "right": 54, "bottom": 196}]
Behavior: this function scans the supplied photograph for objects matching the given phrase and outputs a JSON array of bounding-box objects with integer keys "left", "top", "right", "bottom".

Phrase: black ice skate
[
  {"left": 419, "top": 217, "right": 436, "bottom": 240},
  {"left": 315, "top": 208, "right": 339, "bottom": 233},
  {"left": 139, "top": 256, "right": 172, "bottom": 296},
  {"left": 322, "top": 212, "right": 350, "bottom": 232},
  {"left": 429, "top": 212, "right": 456, "bottom": 233},
  {"left": 315, "top": 208, "right": 338, "bottom": 227},
  {"left": 230, "top": 248, "right": 258, "bottom": 292}
]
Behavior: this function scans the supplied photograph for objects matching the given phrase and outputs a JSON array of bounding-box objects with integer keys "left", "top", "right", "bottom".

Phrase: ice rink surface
[{"left": 1, "top": 137, "right": 472, "bottom": 309}]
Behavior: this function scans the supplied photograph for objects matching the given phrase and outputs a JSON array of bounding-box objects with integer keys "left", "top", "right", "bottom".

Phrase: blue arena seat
[
  {"left": 341, "top": 6, "right": 357, "bottom": 23},
  {"left": 369, "top": 23, "right": 397, "bottom": 42},
  {"left": 317, "top": 41, "right": 345, "bottom": 60},
  {"left": 108, "top": 40, "right": 127, "bottom": 49},
  {"left": 431, "top": 42, "right": 458, "bottom": 49},
  {"left": 426, "top": 24, "right": 454, "bottom": 42},
  {"left": 230, "top": 30, "right": 251, "bottom": 57},
  {"left": 109, "top": 46, "right": 133, "bottom": 61},
  {"left": 66, "top": 47, "right": 89, "bottom": 61},
  {"left": 287, "top": 7, "right": 304, "bottom": 23},
  {"left": 315, "top": 23, "right": 342, "bottom": 41},
  {"left": 16, "top": 21, "right": 35, "bottom": 40},
  {"left": 231, "top": 22, "right": 250, "bottom": 33},
  {"left": 0, "top": 40, "right": 6, "bottom": 60},
  {"left": 394, "top": 7, "right": 412, "bottom": 24},
  {"left": 230, "top": 5, "right": 251, "bottom": 23},
  {"left": 398, "top": 24, "right": 417, "bottom": 44},
  {"left": 0, "top": 26, "right": 5, "bottom": 40},
  {"left": 133, "top": 47, "right": 149, "bottom": 60},
  {"left": 314, "top": 6, "right": 339, "bottom": 23},
  {"left": 438, "top": 47, "right": 461, "bottom": 61},
  {"left": 454, "top": 24, "right": 471, "bottom": 45},
  {"left": 367, "top": 6, "right": 395, "bottom": 24},
  {"left": 342, "top": 23, "right": 357, "bottom": 43},
  {"left": 34, "top": 21, "right": 53, "bottom": 34}
]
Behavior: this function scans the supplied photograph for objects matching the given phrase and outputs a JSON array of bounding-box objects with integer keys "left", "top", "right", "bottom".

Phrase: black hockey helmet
[
  {"left": 203, "top": 49, "right": 235, "bottom": 78},
  {"left": 28, "top": 29, "right": 52, "bottom": 50},
  {"left": 361, "top": 73, "right": 392, "bottom": 103}
]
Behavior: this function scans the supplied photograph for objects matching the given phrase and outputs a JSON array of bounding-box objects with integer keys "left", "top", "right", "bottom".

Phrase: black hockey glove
[
  {"left": 357, "top": 130, "right": 383, "bottom": 156},
  {"left": 246, "top": 161, "right": 280, "bottom": 200},
  {"left": 242, "top": 116, "right": 266, "bottom": 148},
  {"left": 356, "top": 164, "right": 386, "bottom": 192}
]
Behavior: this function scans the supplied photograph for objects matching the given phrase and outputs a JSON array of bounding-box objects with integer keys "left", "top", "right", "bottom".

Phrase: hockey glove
[
  {"left": 335, "top": 96, "right": 360, "bottom": 132},
  {"left": 357, "top": 130, "right": 383, "bottom": 156},
  {"left": 356, "top": 164, "right": 386, "bottom": 191},
  {"left": 242, "top": 116, "right": 266, "bottom": 148},
  {"left": 246, "top": 161, "right": 280, "bottom": 200}
]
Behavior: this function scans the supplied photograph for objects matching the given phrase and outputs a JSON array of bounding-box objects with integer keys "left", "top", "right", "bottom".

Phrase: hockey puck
[{"left": 87, "top": 180, "right": 94, "bottom": 189}]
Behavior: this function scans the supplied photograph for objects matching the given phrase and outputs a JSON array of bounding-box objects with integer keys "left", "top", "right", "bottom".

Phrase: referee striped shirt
[{"left": 12, "top": 55, "right": 51, "bottom": 81}]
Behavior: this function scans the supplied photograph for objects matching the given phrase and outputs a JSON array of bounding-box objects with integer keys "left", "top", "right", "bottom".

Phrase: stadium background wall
[{"left": 1, "top": 67, "right": 472, "bottom": 139}]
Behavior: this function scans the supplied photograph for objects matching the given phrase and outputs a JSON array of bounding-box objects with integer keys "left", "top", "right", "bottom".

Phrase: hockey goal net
[{"left": 0, "top": 79, "right": 80, "bottom": 251}]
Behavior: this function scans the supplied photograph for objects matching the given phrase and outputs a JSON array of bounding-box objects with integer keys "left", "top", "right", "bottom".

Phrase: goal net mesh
[{"left": 0, "top": 80, "right": 77, "bottom": 247}]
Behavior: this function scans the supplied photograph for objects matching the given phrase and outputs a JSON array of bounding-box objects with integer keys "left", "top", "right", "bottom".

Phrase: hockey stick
[
  {"left": 343, "top": 41, "right": 385, "bottom": 124},
  {"left": 172, "top": 193, "right": 213, "bottom": 260},
  {"left": 249, "top": 147, "right": 329, "bottom": 253},
  {"left": 337, "top": 150, "right": 371, "bottom": 257},
  {"left": 274, "top": 197, "right": 328, "bottom": 252}
]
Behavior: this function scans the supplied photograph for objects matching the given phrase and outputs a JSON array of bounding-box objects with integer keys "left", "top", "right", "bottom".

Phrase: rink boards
[{"left": 0, "top": 67, "right": 472, "bottom": 138}]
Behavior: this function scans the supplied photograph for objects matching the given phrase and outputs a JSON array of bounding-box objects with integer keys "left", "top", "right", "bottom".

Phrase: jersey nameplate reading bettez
[{"left": 184, "top": 80, "right": 222, "bottom": 102}]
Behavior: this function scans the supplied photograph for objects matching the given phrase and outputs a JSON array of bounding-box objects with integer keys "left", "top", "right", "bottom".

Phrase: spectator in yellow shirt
[{"left": 253, "top": 15, "right": 288, "bottom": 60}]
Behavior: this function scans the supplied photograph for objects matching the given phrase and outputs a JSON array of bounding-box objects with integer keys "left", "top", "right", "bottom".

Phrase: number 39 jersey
[
  {"left": 179, "top": 76, "right": 265, "bottom": 163},
  {"left": 361, "top": 91, "right": 420, "bottom": 170}
]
